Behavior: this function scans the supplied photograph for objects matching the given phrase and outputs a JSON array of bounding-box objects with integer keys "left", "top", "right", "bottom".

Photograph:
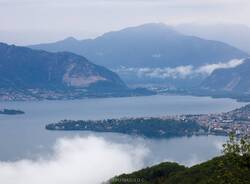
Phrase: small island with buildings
[
  {"left": 0, "top": 108, "right": 25, "bottom": 115},
  {"left": 45, "top": 104, "right": 250, "bottom": 138}
]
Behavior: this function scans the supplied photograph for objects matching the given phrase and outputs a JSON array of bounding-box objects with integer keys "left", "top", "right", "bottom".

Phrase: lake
[
  {"left": 0, "top": 95, "right": 247, "bottom": 183},
  {"left": 0, "top": 95, "right": 246, "bottom": 163}
]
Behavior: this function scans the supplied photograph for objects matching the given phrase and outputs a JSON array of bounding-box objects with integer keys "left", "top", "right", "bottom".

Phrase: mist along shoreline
[{"left": 45, "top": 104, "right": 250, "bottom": 138}]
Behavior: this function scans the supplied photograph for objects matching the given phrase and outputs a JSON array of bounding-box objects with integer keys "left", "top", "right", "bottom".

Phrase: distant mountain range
[
  {"left": 29, "top": 23, "right": 248, "bottom": 88},
  {"left": 30, "top": 23, "right": 247, "bottom": 68},
  {"left": 200, "top": 58, "right": 250, "bottom": 95},
  {"left": 2, "top": 23, "right": 250, "bottom": 100},
  {"left": 175, "top": 23, "right": 250, "bottom": 54},
  {"left": 0, "top": 43, "right": 151, "bottom": 101}
]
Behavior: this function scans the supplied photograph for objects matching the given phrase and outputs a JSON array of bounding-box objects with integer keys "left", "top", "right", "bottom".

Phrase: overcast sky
[{"left": 1, "top": 0, "right": 250, "bottom": 45}]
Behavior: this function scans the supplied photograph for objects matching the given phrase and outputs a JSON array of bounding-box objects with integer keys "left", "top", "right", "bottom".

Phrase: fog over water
[
  {"left": 0, "top": 135, "right": 226, "bottom": 184},
  {"left": 0, "top": 95, "right": 246, "bottom": 183},
  {"left": 0, "top": 136, "right": 148, "bottom": 184}
]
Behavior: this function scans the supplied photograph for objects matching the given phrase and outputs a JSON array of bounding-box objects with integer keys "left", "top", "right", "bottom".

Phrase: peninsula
[{"left": 45, "top": 104, "right": 250, "bottom": 138}]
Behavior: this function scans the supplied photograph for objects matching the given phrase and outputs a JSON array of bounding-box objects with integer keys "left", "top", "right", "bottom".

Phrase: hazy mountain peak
[
  {"left": 29, "top": 23, "right": 248, "bottom": 70},
  {"left": 98, "top": 23, "right": 179, "bottom": 39},
  {"left": 122, "top": 22, "right": 176, "bottom": 32},
  {"left": 62, "top": 36, "right": 79, "bottom": 42}
]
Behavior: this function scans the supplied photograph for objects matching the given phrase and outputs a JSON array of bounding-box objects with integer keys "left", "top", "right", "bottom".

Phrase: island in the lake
[
  {"left": 0, "top": 109, "right": 25, "bottom": 115},
  {"left": 46, "top": 118, "right": 207, "bottom": 138},
  {"left": 46, "top": 104, "right": 250, "bottom": 138}
]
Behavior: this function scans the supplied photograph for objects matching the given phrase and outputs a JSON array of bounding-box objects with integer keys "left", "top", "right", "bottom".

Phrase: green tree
[{"left": 222, "top": 133, "right": 250, "bottom": 156}]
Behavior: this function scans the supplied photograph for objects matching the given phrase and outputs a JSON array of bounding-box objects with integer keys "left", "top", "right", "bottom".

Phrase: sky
[{"left": 0, "top": 0, "right": 250, "bottom": 45}]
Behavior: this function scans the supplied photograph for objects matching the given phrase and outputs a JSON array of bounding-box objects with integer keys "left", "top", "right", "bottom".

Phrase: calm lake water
[{"left": 0, "top": 95, "right": 247, "bottom": 165}]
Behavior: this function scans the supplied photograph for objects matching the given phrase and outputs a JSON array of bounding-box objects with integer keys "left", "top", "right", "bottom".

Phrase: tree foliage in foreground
[
  {"left": 109, "top": 134, "right": 250, "bottom": 184},
  {"left": 222, "top": 133, "right": 250, "bottom": 156}
]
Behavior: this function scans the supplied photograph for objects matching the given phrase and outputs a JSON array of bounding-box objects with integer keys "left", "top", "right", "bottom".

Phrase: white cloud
[
  {"left": 196, "top": 59, "right": 244, "bottom": 75},
  {"left": 137, "top": 66, "right": 194, "bottom": 79},
  {"left": 0, "top": 136, "right": 148, "bottom": 184},
  {"left": 117, "top": 59, "right": 244, "bottom": 79},
  {"left": 0, "top": 134, "right": 226, "bottom": 184}
]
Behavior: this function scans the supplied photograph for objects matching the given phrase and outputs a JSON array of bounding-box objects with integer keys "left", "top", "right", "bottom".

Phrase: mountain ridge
[
  {"left": 175, "top": 23, "right": 250, "bottom": 54},
  {"left": 0, "top": 42, "right": 152, "bottom": 101},
  {"left": 29, "top": 23, "right": 248, "bottom": 68}
]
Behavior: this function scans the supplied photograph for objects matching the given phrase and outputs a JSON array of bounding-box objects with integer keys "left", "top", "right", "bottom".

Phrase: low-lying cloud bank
[
  {"left": 116, "top": 59, "right": 244, "bottom": 79},
  {"left": 0, "top": 135, "right": 226, "bottom": 184},
  {"left": 0, "top": 136, "right": 148, "bottom": 184}
]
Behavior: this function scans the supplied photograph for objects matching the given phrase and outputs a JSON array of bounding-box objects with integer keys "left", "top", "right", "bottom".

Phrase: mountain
[
  {"left": 176, "top": 23, "right": 250, "bottom": 54},
  {"left": 30, "top": 23, "right": 248, "bottom": 68},
  {"left": 109, "top": 154, "right": 250, "bottom": 184},
  {"left": 29, "top": 23, "right": 248, "bottom": 87},
  {"left": 0, "top": 42, "right": 148, "bottom": 101},
  {"left": 200, "top": 58, "right": 250, "bottom": 96}
]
